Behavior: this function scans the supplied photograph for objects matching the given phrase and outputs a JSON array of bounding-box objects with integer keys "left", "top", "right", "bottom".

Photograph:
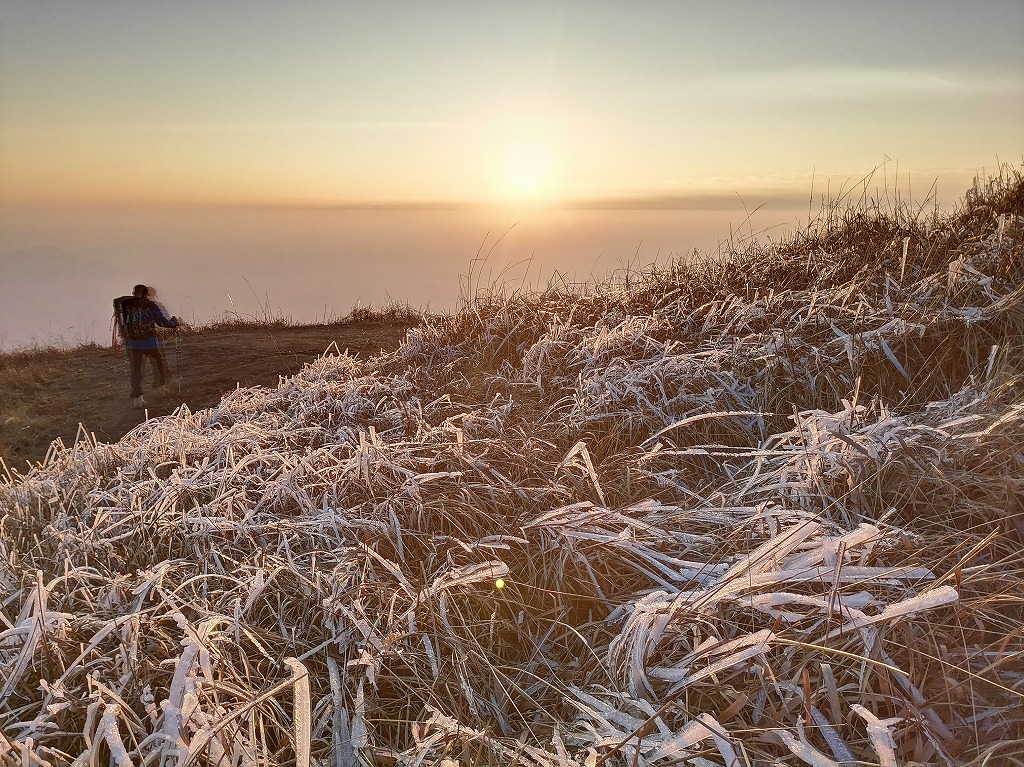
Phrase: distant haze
[{"left": 1, "top": 200, "right": 819, "bottom": 349}]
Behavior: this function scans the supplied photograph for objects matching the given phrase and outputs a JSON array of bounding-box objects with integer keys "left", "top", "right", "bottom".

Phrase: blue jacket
[{"left": 122, "top": 298, "right": 178, "bottom": 350}]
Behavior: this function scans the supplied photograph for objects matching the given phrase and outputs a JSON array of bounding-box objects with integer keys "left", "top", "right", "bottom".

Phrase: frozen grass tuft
[{"left": 1, "top": 166, "right": 1022, "bottom": 766}]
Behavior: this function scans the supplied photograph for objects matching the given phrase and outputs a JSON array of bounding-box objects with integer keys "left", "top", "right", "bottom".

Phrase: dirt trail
[{"left": 2, "top": 321, "right": 412, "bottom": 471}]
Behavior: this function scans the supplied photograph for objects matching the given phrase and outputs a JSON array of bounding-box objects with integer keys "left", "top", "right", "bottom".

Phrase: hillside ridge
[
  {"left": 0, "top": 319, "right": 415, "bottom": 471},
  {"left": 1, "top": 166, "right": 1022, "bottom": 766}
]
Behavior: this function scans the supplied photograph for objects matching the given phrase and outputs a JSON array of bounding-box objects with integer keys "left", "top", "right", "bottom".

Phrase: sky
[{"left": 2, "top": 0, "right": 1022, "bottom": 210}]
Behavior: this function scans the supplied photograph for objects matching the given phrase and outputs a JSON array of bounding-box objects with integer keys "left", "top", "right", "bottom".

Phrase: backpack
[{"left": 113, "top": 296, "right": 153, "bottom": 341}]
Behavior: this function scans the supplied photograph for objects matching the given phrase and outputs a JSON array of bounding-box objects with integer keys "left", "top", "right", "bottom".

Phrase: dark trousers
[{"left": 130, "top": 347, "right": 169, "bottom": 397}]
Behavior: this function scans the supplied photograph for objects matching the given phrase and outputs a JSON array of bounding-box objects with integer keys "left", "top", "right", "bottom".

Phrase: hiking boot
[{"left": 132, "top": 396, "right": 147, "bottom": 409}]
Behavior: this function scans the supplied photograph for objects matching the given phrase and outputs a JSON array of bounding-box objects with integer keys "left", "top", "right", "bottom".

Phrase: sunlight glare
[{"left": 502, "top": 141, "right": 550, "bottom": 196}]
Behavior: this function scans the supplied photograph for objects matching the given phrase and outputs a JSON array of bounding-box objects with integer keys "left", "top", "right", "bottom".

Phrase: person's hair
[{"left": 133, "top": 284, "right": 149, "bottom": 297}]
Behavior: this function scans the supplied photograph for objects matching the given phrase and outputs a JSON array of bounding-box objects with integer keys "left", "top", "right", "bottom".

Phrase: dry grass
[
  {"left": 0, "top": 346, "right": 83, "bottom": 466},
  {"left": 1, "top": 165, "right": 1022, "bottom": 766},
  {"left": 178, "top": 298, "right": 426, "bottom": 336}
]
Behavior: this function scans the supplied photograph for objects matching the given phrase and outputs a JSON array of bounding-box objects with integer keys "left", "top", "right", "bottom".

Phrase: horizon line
[{"left": 2, "top": 186, "right": 961, "bottom": 213}]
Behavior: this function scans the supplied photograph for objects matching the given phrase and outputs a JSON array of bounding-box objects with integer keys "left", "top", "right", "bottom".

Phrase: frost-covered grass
[{"left": 1, "top": 166, "right": 1022, "bottom": 766}]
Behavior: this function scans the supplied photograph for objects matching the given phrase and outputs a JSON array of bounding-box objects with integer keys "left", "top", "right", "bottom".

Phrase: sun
[{"left": 502, "top": 141, "right": 550, "bottom": 196}]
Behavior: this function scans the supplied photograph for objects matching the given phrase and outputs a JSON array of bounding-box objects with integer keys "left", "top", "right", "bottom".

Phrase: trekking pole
[{"left": 175, "top": 327, "right": 182, "bottom": 394}]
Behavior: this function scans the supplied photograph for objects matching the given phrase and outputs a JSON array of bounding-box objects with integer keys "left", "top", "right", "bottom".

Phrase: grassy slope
[
  {"left": 0, "top": 314, "right": 418, "bottom": 471},
  {"left": 0, "top": 167, "right": 1022, "bottom": 766}
]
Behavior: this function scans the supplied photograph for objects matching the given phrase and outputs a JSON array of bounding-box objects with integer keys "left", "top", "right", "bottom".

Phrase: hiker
[{"left": 113, "top": 284, "right": 179, "bottom": 408}]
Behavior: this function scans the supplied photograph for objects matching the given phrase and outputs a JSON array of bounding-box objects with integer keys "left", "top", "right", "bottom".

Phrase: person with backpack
[{"left": 113, "top": 284, "right": 179, "bottom": 408}]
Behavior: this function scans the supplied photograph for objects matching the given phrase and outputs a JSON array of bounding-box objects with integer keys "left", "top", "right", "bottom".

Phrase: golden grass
[
  {"left": 186, "top": 297, "right": 426, "bottom": 336},
  {"left": 0, "top": 165, "right": 1022, "bottom": 766},
  {"left": 0, "top": 347, "right": 79, "bottom": 467}
]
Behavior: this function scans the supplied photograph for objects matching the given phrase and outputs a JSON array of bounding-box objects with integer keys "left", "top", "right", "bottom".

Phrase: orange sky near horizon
[{"left": 2, "top": 1, "right": 1022, "bottom": 210}]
